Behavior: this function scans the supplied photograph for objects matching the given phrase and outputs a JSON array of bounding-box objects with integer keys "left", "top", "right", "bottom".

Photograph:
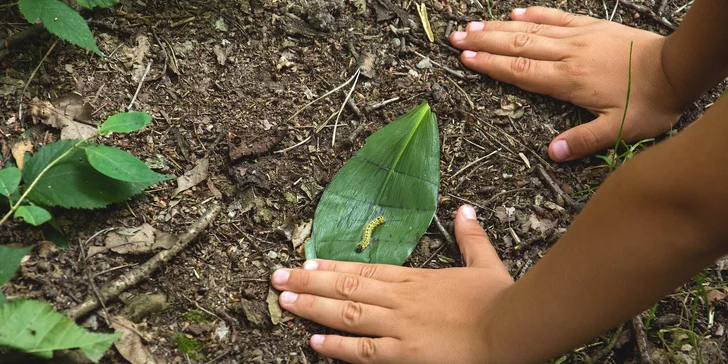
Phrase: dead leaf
[
  {"left": 707, "top": 289, "right": 727, "bottom": 305},
  {"left": 174, "top": 158, "right": 209, "bottom": 195},
  {"left": 11, "top": 138, "right": 33, "bottom": 170},
  {"left": 29, "top": 96, "right": 96, "bottom": 140},
  {"left": 111, "top": 316, "right": 162, "bottom": 364},
  {"left": 60, "top": 120, "right": 97, "bottom": 140},
  {"left": 87, "top": 224, "right": 178, "bottom": 257},
  {"left": 213, "top": 44, "right": 227, "bottom": 65},
  {"left": 528, "top": 214, "right": 556, "bottom": 234},
  {"left": 494, "top": 96, "right": 527, "bottom": 119},
  {"left": 131, "top": 35, "right": 151, "bottom": 66},
  {"left": 207, "top": 178, "right": 223, "bottom": 199},
  {"left": 291, "top": 220, "right": 312, "bottom": 250},
  {"left": 266, "top": 288, "right": 282, "bottom": 325}
]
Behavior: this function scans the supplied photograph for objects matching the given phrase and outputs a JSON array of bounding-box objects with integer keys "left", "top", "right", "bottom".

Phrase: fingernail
[
  {"left": 451, "top": 31, "right": 466, "bottom": 41},
  {"left": 272, "top": 269, "right": 290, "bottom": 285},
  {"left": 303, "top": 260, "right": 318, "bottom": 270},
  {"left": 461, "top": 205, "right": 477, "bottom": 220},
  {"left": 552, "top": 139, "right": 571, "bottom": 161},
  {"left": 513, "top": 8, "right": 526, "bottom": 15},
  {"left": 311, "top": 334, "right": 325, "bottom": 346},
  {"left": 280, "top": 291, "right": 298, "bottom": 304},
  {"left": 469, "top": 22, "right": 484, "bottom": 31},
  {"left": 462, "top": 50, "right": 477, "bottom": 58}
]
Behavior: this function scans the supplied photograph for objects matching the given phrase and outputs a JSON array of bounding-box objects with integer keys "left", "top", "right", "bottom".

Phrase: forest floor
[{"left": 1, "top": 0, "right": 727, "bottom": 363}]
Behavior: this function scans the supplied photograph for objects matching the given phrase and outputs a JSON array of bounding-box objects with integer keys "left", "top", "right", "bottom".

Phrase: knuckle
[
  {"left": 296, "top": 270, "right": 312, "bottom": 288},
  {"left": 511, "top": 57, "right": 531, "bottom": 74},
  {"left": 341, "top": 301, "right": 363, "bottom": 328},
  {"left": 357, "top": 264, "right": 378, "bottom": 279},
  {"left": 577, "top": 126, "right": 600, "bottom": 152},
  {"left": 560, "top": 12, "right": 576, "bottom": 25},
  {"left": 569, "top": 39, "right": 589, "bottom": 50},
  {"left": 525, "top": 22, "right": 547, "bottom": 34},
  {"left": 357, "top": 338, "right": 377, "bottom": 361},
  {"left": 510, "top": 33, "right": 532, "bottom": 51},
  {"left": 335, "top": 274, "right": 361, "bottom": 299}
]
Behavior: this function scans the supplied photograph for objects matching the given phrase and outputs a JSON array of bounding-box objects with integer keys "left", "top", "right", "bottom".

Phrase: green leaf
[
  {"left": 43, "top": 221, "right": 69, "bottom": 248},
  {"left": 99, "top": 112, "right": 152, "bottom": 135},
  {"left": 75, "top": 0, "right": 120, "bottom": 9},
  {"left": 22, "top": 140, "right": 158, "bottom": 209},
  {"left": 0, "top": 246, "right": 33, "bottom": 287},
  {"left": 0, "top": 293, "right": 6, "bottom": 306},
  {"left": 84, "top": 145, "right": 171, "bottom": 183},
  {"left": 305, "top": 102, "right": 440, "bottom": 265},
  {"left": 0, "top": 300, "right": 121, "bottom": 362},
  {"left": 14, "top": 206, "right": 52, "bottom": 226},
  {"left": 0, "top": 167, "right": 21, "bottom": 197},
  {"left": 18, "top": 0, "right": 102, "bottom": 56}
]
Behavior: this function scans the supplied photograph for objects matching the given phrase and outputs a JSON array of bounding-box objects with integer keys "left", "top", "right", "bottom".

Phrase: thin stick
[
  {"left": 274, "top": 135, "right": 311, "bottom": 154},
  {"left": 127, "top": 61, "right": 152, "bottom": 111},
  {"left": 536, "top": 165, "right": 582, "bottom": 209},
  {"left": 412, "top": 50, "right": 465, "bottom": 79},
  {"left": 331, "top": 68, "right": 361, "bottom": 147},
  {"left": 632, "top": 315, "right": 654, "bottom": 364},
  {"left": 288, "top": 71, "right": 358, "bottom": 121},
  {"left": 447, "top": 77, "right": 474, "bottom": 110},
  {"left": 590, "top": 323, "right": 626, "bottom": 362},
  {"left": 609, "top": 0, "right": 620, "bottom": 21},
  {"left": 18, "top": 40, "right": 58, "bottom": 120},
  {"left": 484, "top": 188, "right": 535, "bottom": 206},
  {"left": 450, "top": 148, "right": 500, "bottom": 179},
  {"left": 367, "top": 97, "right": 401, "bottom": 112},
  {"left": 618, "top": 0, "right": 676, "bottom": 30},
  {"left": 65, "top": 204, "right": 221, "bottom": 320}
]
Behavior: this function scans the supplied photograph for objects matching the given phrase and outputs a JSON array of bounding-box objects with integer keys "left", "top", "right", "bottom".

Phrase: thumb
[
  {"left": 454, "top": 205, "right": 504, "bottom": 268},
  {"left": 548, "top": 116, "right": 618, "bottom": 162}
]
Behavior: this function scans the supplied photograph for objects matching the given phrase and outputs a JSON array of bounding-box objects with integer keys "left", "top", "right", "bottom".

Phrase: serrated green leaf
[
  {"left": 99, "top": 112, "right": 152, "bottom": 135},
  {"left": 18, "top": 0, "right": 102, "bottom": 56},
  {"left": 75, "top": 0, "right": 120, "bottom": 9},
  {"left": 0, "top": 246, "right": 33, "bottom": 287},
  {"left": 22, "top": 140, "right": 158, "bottom": 209},
  {"left": 84, "top": 145, "right": 171, "bottom": 183},
  {"left": 305, "top": 102, "right": 440, "bottom": 265},
  {"left": 0, "top": 167, "right": 21, "bottom": 197},
  {"left": 14, "top": 206, "right": 52, "bottom": 226},
  {"left": 0, "top": 300, "right": 121, "bottom": 362}
]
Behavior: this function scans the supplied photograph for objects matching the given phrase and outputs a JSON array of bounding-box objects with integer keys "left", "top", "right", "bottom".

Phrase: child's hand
[
  {"left": 449, "top": 7, "right": 687, "bottom": 162},
  {"left": 271, "top": 205, "right": 513, "bottom": 363}
]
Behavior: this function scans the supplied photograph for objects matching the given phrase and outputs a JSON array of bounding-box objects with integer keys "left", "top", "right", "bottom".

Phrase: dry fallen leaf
[
  {"left": 111, "top": 316, "right": 162, "bottom": 364},
  {"left": 11, "top": 138, "right": 33, "bottom": 170},
  {"left": 266, "top": 287, "right": 282, "bottom": 325},
  {"left": 29, "top": 95, "right": 97, "bottom": 140},
  {"left": 87, "top": 224, "right": 178, "bottom": 257},
  {"left": 291, "top": 220, "right": 312, "bottom": 250},
  {"left": 174, "top": 158, "right": 209, "bottom": 195}
]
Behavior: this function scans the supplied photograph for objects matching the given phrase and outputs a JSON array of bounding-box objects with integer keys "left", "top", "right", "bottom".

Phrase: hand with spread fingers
[
  {"left": 449, "top": 6, "right": 727, "bottom": 162},
  {"left": 272, "top": 205, "right": 514, "bottom": 364}
]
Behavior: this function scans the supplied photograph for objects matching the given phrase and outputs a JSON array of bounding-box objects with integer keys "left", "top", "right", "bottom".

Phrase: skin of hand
[
  {"left": 272, "top": 205, "right": 514, "bottom": 364},
  {"left": 448, "top": 7, "right": 687, "bottom": 162}
]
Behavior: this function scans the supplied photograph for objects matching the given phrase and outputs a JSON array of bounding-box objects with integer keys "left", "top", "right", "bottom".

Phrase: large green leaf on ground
[
  {"left": 305, "top": 102, "right": 440, "bottom": 265},
  {"left": 0, "top": 167, "right": 21, "bottom": 197},
  {"left": 18, "top": 0, "right": 102, "bottom": 56},
  {"left": 75, "top": 0, "right": 120, "bottom": 9},
  {"left": 22, "top": 140, "right": 157, "bottom": 209},
  {"left": 99, "top": 112, "right": 152, "bottom": 135},
  {"left": 0, "top": 245, "right": 33, "bottom": 306},
  {"left": 84, "top": 144, "right": 172, "bottom": 183},
  {"left": 0, "top": 300, "right": 121, "bottom": 362},
  {"left": 14, "top": 206, "right": 52, "bottom": 226}
]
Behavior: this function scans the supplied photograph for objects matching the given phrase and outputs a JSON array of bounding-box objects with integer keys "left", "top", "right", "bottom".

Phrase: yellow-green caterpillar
[{"left": 356, "top": 216, "right": 385, "bottom": 252}]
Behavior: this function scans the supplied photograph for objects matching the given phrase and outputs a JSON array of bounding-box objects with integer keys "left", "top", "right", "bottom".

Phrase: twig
[
  {"left": 450, "top": 148, "right": 500, "bottom": 179},
  {"left": 433, "top": 215, "right": 454, "bottom": 247},
  {"left": 127, "top": 61, "right": 152, "bottom": 111},
  {"left": 346, "top": 98, "right": 363, "bottom": 118},
  {"left": 590, "top": 323, "right": 626, "bottom": 363},
  {"left": 658, "top": 0, "right": 669, "bottom": 15},
  {"left": 367, "top": 97, "right": 401, "bottom": 112},
  {"left": 609, "top": 0, "right": 620, "bottom": 21},
  {"left": 274, "top": 135, "right": 311, "bottom": 154},
  {"left": 618, "top": 0, "right": 676, "bottom": 30},
  {"left": 18, "top": 39, "right": 58, "bottom": 120},
  {"left": 632, "top": 315, "right": 654, "bottom": 364},
  {"left": 411, "top": 50, "right": 465, "bottom": 79},
  {"left": 331, "top": 68, "right": 361, "bottom": 147},
  {"left": 535, "top": 165, "right": 582, "bottom": 209},
  {"left": 78, "top": 234, "right": 111, "bottom": 326},
  {"left": 65, "top": 204, "right": 221, "bottom": 320},
  {"left": 484, "top": 188, "right": 535, "bottom": 207},
  {"left": 288, "top": 71, "right": 359, "bottom": 122},
  {"left": 447, "top": 77, "right": 474, "bottom": 110}
]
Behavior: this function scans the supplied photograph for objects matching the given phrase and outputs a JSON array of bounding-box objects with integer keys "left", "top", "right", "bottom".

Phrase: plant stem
[
  {"left": 0, "top": 138, "right": 91, "bottom": 226},
  {"left": 0, "top": 2, "right": 18, "bottom": 9},
  {"left": 611, "top": 41, "right": 634, "bottom": 172}
]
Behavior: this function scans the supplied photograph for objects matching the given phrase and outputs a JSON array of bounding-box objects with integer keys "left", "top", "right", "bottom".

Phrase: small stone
[{"left": 416, "top": 58, "right": 432, "bottom": 69}]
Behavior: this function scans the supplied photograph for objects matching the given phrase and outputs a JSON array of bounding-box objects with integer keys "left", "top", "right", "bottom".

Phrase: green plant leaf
[
  {"left": 84, "top": 144, "right": 171, "bottom": 183},
  {"left": 99, "top": 112, "right": 152, "bottom": 135},
  {"left": 0, "top": 293, "right": 6, "bottom": 306},
  {"left": 305, "top": 102, "right": 440, "bottom": 265},
  {"left": 18, "top": 0, "right": 102, "bottom": 56},
  {"left": 0, "top": 167, "right": 21, "bottom": 197},
  {"left": 43, "top": 220, "right": 69, "bottom": 248},
  {"left": 0, "top": 300, "right": 121, "bottom": 361},
  {"left": 22, "top": 140, "right": 158, "bottom": 209},
  {"left": 75, "top": 0, "right": 120, "bottom": 9},
  {"left": 14, "top": 206, "right": 52, "bottom": 226},
  {"left": 0, "top": 246, "right": 33, "bottom": 288}
]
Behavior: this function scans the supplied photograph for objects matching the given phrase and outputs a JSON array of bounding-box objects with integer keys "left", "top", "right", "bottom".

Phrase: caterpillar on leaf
[{"left": 356, "top": 216, "right": 385, "bottom": 252}]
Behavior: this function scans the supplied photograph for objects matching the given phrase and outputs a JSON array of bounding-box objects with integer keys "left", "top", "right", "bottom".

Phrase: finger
[
  {"left": 458, "top": 51, "right": 567, "bottom": 99},
  {"left": 279, "top": 291, "right": 394, "bottom": 336},
  {"left": 454, "top": 205, "right": 506, "bottom": 269},
  {"left": 548, "top": 115, "right": 618, "bottom": 161},
  {"left": 271, "top": 268, "right": 396, "bottom": 307},
  {"left": 310, "top": 334, "right": 403, "bottom": 364},
  {"left": 302, "top": 259, "right": 409, "bottom": 282},
  {"left": 450, "top": 30, "right": 566, "bottom": 61},
  {"left": 511, "top": 6, "right": 599, "bottom": 27},
  {"left": 466, "top": 20, "right": 574, "bottom": 38}
]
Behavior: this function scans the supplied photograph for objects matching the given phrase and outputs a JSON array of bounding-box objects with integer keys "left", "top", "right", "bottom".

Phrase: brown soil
[{"left": 1, "top": 0, "right": 727, "bottom": 363}]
